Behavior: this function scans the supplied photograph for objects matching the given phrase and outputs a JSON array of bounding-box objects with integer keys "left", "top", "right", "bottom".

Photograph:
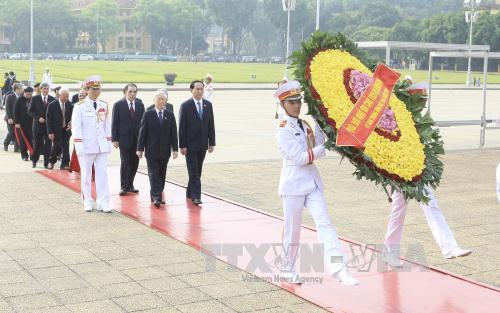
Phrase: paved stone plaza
[
  {"left": 0, "top": 153, "right": 326, "bottom": 312},
  {"left": 0, "top": 86, "right": 499, "bottom": 312}
]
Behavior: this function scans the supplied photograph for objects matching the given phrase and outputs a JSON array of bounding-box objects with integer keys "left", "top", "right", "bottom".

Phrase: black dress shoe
[
  {"left": 3, "top": 145, "right": 8, "bottom": 152},
  {"left": 47, "top": 163, "right": 54, "bottom": 170},
  {"left": 160, "top": 200, "right": 166, "bottom": 204},
  {"left": 153, "top": 200, "right": 161, "bottom": 207},
  {"left": 32, "top": 162, "right": 36, "bottom": 168},
  {"left": 192, "top": 198, "right": 202, "bottom": 205},
  {"left": 128, "top": 188, "right": 139, "bottom": 193},
  {"left": 119, "top": 189, "right": 128, "bottom": 196},
  {"left": 44, "top": 163, "right": 49, "bottom": 169}
]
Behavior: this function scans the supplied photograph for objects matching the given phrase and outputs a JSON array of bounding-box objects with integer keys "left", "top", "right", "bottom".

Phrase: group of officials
[
  {"left": 3, "top": 81, "right": 73, "bottom": 170},
  {"left": 75, "top": 77, "right": 215, "bottom": 211},
  {"left": 2, "top": 74, "right": 216, "bottom": 212},
  {"left": 112, "top": 79, "right": 215, "bottom": 208}
]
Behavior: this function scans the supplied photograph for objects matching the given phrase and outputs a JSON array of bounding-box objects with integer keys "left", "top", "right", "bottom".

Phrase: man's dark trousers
[
  {"left": 120, "top": 137, "right": 139, "bottom": 191},
  {"left": 146, "top": 157, "right": 169, "bottom": 202},
  {"left": 48, "top": 131, "right": 70, "bottom": 167},
  {"left": 185, "top": 149, "right": 206, "bottom": 200},
  {"left": 3, "top": 123, "right": 18, "bottom": 150}
]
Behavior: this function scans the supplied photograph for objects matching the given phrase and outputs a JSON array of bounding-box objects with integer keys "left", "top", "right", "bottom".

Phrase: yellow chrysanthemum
[{"left": 309, "top": 50, "right": 425, "bottom": 181}]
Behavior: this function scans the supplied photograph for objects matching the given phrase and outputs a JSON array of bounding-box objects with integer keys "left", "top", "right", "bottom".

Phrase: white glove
[{"left": 314, "top": 122, "right": 326, "bottom": 145}]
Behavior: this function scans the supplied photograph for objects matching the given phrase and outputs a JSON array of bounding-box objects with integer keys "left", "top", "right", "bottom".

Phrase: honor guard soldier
[
  {"left": 72, "top": 75, "right": 112, "bottom": 213},
  {"left": 275, "top": 81, "right": 359, "bottom": 286}
]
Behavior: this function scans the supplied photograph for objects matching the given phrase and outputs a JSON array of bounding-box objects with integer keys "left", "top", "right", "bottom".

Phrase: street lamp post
[
  {"left": 316, "top": 0, "right": 320, "bottom": 30},
  {"left": 282, "top": 0, "right": 296, "bottom": 79},
  {"left": 464, "top": 0, "right": 481, "bottom": 86},
  {"left": 96, "top": 13, "right": 99, "bottom": 54},
  {"left": 28, "top": 0, "right": 35, "bottom": 84}
]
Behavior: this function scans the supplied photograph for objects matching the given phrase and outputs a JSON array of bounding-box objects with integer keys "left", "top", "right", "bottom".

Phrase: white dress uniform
[
  {"left": 72, "top": 91, "right": 112, "bottom": 212},
  {"left": 277, "top": 115, "right": 345, "bottom": 274},
  {"left": 384, "top": 186, "right": 471, "bottom": 261},
  {"left": 275, "top": 81, "right": 358, "bottom": 285}
]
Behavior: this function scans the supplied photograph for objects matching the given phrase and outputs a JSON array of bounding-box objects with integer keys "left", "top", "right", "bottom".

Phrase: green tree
[
  {"left": 473, "top": 11, "right": 500, "bottom": 52},
  {"left": 351, "top": 27, "right": 390, "bottom": 41},
  {"left": 247, "top": 1, "right": 277, "bottom": 57},
  {"left": 81, "top": 0, "right": 121, "bottom": 53},
  {"left": 419, "top": 12, "right": 468, "bottom": 44},
  {"left": 262, "top": 0, "right": 316, "bottom": 58},
  {"left": 0, "top": 0, "right": 81, "bottom": 52},
  {"left": 207, "top": 0, "right": 258, "bottom": 55},
  {"left": 135, "top": 0, "right": 208, "bottom": 54}
]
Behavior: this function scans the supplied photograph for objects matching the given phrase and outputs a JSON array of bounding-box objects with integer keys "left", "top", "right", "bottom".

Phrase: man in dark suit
[
  {"left": 3, "top": 83, "right": 22, "bottom": 152},
  {"left": 137, "top": 91, "right": 178, "bottom": 207},
  {"left": 112, "top": 83, "right": 145, "bottom": 195},
  {"left": 2, "top": 73, "right": 12, "bottom": 95},
  {"left": 14, "top": 87, "right": 34, "bottom": 161},
  {"left": 46, "top": 88, "right": 73, "bottom": 169},
  {"left": 178, "top": 80, "right": 216, "bottom": 205},
  {"left": 146, "top": 89, "right": 173, "bottom": 112},
  {"left": 71, "top": 84, "right": 86, "bottom": 104},
  {"left": 28, "top": 82, "right": 55, "bottom": 168},
  {"left": 1, "top": 72, "right": 11, "bottom": 104},
  {"left": 147, "top": 102, "right": 173, "bottom": 112},
  {"left": 9, "top": 72, "right": 16, "bottom": 89}
]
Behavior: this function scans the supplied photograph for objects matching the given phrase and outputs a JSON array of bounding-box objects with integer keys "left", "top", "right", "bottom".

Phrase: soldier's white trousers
[
  {"left": 80, "top": 153, "right": 109, "bottom": 208},
  {"left": 384, "top": 187, "right": 458, "bottom": 256},
  {"left": 281, "top": 187, "right": 345, "bottom": 276}
]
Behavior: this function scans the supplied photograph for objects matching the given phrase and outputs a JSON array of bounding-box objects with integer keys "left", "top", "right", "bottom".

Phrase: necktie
[
  {"left": 93, "top": 101, "right": 97, "bottom": 110},
  {"left": 43, "top": 96, "right": 47, "bottom": 108},
  {"left": 297, "top": 119, "right": 304, "bottom": 132},
  {"left": 61, "top": 102, "right": 65, "bottom": 127},
  {"left": 158, "top": 111, "right": 163, "bottom": 125},
  {"left": 129, "top": 102, "right": 135, "bottom": 118},
  {"left": 196, "top": 101, "right": 202, "bottom": 119}
]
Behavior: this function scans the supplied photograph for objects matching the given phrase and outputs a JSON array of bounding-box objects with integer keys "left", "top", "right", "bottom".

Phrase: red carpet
[{"left": 38, "top": 168, "right": 500, "bottom": 312}]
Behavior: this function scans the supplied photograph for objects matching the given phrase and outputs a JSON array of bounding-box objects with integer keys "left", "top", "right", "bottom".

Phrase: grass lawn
[
  {"left": 399, "top": 69, "right": 500, "bottom": 84},
  {"left": 0, "top": 60, "right": 285, "bottom": 84},
  {"left": 0, "top": 60, "right": 499, "bottom": 84}
]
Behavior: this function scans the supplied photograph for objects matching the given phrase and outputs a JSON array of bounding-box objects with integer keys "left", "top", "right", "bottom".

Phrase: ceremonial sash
[
  {"left": 14, "top": 127, "right": 33, "bottom": 155},
  {"left": 69, "top": 148, "right": 80, "bottom": 173},
  {"left": 336, "top": 64, "right": 400, "bottom": 148},
  {"left": 69, "top": 147, "right": 95, "bottom": 180}
]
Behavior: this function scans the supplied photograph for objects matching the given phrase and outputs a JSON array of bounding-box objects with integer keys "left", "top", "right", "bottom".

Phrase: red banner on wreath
[{"left": 336, "top": 64, "right": 400, "bottom": 148}]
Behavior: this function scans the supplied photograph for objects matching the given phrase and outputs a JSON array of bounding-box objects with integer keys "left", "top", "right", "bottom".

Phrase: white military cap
[
  {"left": 84, "top": 75, "right": 102, "bottom": 88},
  {"left": 274, "top": 80, "right": 302, "bottom": 102}
]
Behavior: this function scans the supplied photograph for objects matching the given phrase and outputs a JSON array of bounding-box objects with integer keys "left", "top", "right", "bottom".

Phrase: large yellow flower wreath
[
  {"left": 310, "top": 50, "right": 425, "bottom": 181},
  {"left": 291, "top": 32, "right": 444, "bottom": 202}
]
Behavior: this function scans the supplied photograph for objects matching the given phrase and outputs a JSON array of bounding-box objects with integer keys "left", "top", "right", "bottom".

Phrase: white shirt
[
  {"left": 193, "top": 97, "right": 203, "bottom": 116},
  {"left": 126, "top": 98, "right": 135, "bottom": 111},
  {"left": 59, "top": 100, "right": 66, "bottom": 126}
]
